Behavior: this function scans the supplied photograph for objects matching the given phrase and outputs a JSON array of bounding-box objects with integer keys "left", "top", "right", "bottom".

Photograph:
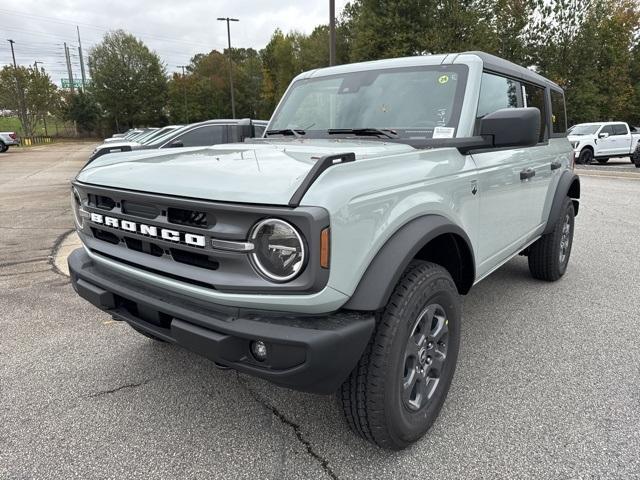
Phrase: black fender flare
[
  {"left": 544, "top": 171, "right": 580, "bottom": 234},
  {"left": 342, "top": 215, "right": 475, "bottom": 311}
]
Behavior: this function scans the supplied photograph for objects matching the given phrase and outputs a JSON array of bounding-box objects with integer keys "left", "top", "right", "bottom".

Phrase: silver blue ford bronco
[{"left": 68, "top": 51, "right": 580, "bottom": 450}]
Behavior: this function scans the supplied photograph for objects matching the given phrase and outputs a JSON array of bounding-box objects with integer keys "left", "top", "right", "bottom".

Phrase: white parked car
[{"left": 568, "top": 122, "right": 640, "bottom": 164}]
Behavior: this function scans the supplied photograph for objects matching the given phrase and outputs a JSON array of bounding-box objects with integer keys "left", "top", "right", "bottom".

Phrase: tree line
[{"left": 1, "top": 0, "right": 639, "bottom": 136}]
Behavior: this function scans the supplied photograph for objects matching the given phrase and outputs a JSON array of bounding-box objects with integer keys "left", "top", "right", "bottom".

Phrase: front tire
[
  {"left": 338, "top": 261, "right": 461, "bottom": 450},
  {"left": 0, "top": 141, "right": 7, "bottom": 153},
  {"left": 528, "top": 197, "right": 575, "bottom": 281},
  {"left": 578, "top": 148, "right": 593, "bottom": 165}
]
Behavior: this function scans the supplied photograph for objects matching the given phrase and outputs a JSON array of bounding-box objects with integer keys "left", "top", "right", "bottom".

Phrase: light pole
[
  {"left": 177, "top": 65, "right": 189, "bottom": 123},
  {"left": 329, "top": 0, "right": 336, "bottom": 66},
  {"left": 217, "top": 17, "right": 239, "bottom": 119},
  {"left": 7, "top": 39, "right": 27, "bottom": 136}
]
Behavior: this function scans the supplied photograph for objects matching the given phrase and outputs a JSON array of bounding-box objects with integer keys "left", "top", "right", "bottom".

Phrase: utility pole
[
  {"left": 217, "top": 17, "right": 239, "bottom": 119},
  {"left": 33, "top": 61, "right": 48, "bottom": 136},
  {"left": 329, "top": 0, "right": 336, "bottom": 66},
  {"left": 178, "top": 65, "right": 189, "bottom": 123},
  {"left": 7, "top": 39, "right": 27, "bottom": 137},
  {"left": 63, "top": 42, "right": 75, "bottom": 94},
  {"left": 77, "top": 26, "right": 87, "bottom": 91}
]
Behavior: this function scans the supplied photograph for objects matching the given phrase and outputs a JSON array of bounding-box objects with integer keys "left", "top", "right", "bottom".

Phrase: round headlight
[
  {"left": 250, "top": 219, "right": 306, "bottom": 282},
  {"left": 71, "top": 187, "right": 84, "bottom": 229}
]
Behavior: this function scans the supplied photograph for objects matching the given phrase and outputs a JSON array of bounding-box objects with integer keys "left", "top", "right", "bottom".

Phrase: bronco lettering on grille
[{"left": 90, "top": 212, "right": 206, "bottom": 247}]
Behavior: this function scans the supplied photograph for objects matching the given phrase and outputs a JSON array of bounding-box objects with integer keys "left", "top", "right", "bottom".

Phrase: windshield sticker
[
  {"left": 432, "top": 127, "right": 455, "bottom": 139},
  {"left": 438, "top": 75, "right": 449, "bottom": 85}
]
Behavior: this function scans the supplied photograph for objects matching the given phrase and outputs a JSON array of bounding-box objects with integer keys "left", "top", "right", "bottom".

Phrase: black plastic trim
[
  {"left": 68, "top": 248, "right": 374, "bottom": 394},
  {"left": 343, "top": 215, "right": 475, "bottom": 311},
  {"left": 288, "top": 152, "right": 355, "bottom": 207},
  {"left": 544, "top": 171, "right": 580, "bottom": 234}
]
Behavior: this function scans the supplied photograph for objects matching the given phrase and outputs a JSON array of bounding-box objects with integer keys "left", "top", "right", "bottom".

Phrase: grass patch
[{"left": 0, "top": 116, "right": 75, "bottom": 136}]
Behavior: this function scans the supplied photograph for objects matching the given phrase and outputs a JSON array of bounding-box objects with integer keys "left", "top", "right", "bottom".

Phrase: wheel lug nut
[{"left": 427, "top": 342, "right": 433, "bottom": 349}]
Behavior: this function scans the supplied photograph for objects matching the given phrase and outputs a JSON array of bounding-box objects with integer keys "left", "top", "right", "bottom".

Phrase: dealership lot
[{"left": 1, "top": 143, "right": 639, "bottom": 479}]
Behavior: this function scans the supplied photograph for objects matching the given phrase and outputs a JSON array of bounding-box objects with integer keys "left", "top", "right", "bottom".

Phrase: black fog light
[{"left": 251, "top": 340, "right": 268, "bottom": 362}]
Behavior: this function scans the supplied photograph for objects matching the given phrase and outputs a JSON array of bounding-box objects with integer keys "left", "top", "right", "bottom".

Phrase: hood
[{"left": 77, "top": 139, "right": 415, "bottom": 205}]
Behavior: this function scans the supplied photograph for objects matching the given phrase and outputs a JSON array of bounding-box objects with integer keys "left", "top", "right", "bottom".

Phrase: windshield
[
  {"left": 570, "top": 124, "right": 601, "bottom": 135},
  {"left": 132, "top": 129, "right": 159, "bottom": 143},
  {"left": 139, "top": 126, "right": 177, "bottom": 145},
  {"left": 268, "top": 65, "right": 468, "bottom": 140},
  {"left": 147, "top": 124, "right": 192, "bottom": 146}
]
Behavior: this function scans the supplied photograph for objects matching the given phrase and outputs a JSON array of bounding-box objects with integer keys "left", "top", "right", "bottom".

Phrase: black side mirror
[
  {"left": 480, "top": 107, "right": 540, "bottom": 149},
  {"left": 598, "top": 132, "right": 609, "bottom": 139},
  {"left": 170, "top": 140, "right": 184, "bottom": 148}
]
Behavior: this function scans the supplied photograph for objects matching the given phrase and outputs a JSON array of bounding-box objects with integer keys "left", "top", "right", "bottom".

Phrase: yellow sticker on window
[{"left": 438, "top": 75, "right": 449, "bottom": 85}]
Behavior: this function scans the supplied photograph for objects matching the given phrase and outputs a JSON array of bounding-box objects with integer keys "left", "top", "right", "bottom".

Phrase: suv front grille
[
  {"left": 75, "top": 183, "right": 329, "bottom": 293},
  {"left": 168, "top": 207, "right": 208, "bottom": 228}
]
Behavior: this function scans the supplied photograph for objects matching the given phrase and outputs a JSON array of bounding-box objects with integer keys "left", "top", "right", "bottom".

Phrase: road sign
[{"left": 61, "top": 78, "right": 83, "bottom": 89}]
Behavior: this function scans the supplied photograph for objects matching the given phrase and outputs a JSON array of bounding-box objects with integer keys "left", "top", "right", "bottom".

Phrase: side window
[
  {"left": 523, "top": 84, "right": 547, "bottom": 142},
  {"left": 175, "top": 125, "right": 225, "bottom": 147},
  {"left": 476, "top": 73, "right": 521, "bottom": 118},
  {"left": 550, "top": 90, "right": 567, "bottom": 134},
  {"left": 600, "top": 125, "right": 615, "bottom": 136},
  {"left": 612, "top": 124, "right": 628, "bottom": 136}
]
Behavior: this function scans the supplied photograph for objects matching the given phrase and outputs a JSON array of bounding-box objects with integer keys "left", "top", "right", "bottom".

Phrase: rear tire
[
  {"left": 528, "top": 197, "right": 575, "bottom": 281},
  {"left": 338, "top": 260, "right": 461, "bottom": 450}
]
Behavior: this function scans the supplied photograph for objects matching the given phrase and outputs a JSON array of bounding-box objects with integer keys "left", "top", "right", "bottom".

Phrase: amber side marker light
[{"left": 320, "top": 228, "right": 330, "bottom": 269}]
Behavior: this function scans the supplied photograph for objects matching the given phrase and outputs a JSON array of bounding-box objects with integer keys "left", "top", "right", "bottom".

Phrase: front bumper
[
  {"left": 4, "top": 139, "right": 19, "bottom": 146},
  {"left": 68, "top": 248, "right": 374, "bottom": 394}
]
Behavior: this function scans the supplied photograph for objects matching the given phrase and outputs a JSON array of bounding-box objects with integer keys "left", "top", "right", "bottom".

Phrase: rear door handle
[
  {"left": 551, "top": 160, "right": 562, "bottom": 170},
  {"left": 520, "top": 168, "right": 536, "bottom": 181}
]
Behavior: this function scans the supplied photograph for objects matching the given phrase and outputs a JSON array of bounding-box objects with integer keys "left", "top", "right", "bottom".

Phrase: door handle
[
  {"left": 550, "top": 160, "right": 562, "bottom": 170},
  {"left": 520, "top": 168, "right": 536, "bottom": 181}
]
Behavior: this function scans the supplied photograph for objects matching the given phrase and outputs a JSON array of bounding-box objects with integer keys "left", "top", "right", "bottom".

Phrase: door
[
  {"left": 471, "top": 72, "right": 538, "bottom": 274},
  {"left": 611, "top": 123, "right": 632, "bottom": 155},
  {"left": 522, "top": 83, "right": 555, "bottom": 230},
  {"left": 597, "top": 125, "right": 617, "bottom": 155}
]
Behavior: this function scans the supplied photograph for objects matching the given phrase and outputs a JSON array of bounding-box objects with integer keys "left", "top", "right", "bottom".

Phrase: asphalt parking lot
[{"left": 1, "top": 143, "right": 639, "bottom": 479}]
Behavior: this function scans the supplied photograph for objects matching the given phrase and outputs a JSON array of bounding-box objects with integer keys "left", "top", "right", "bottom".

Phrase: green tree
[
  {"left": 88, "top": 30, "right": 168, "bottom": 130},
  {"left": 61, "top": 90, "right": 101, "bottom": 134},
  {"left": 527, "top": 0, "right": 640, "bottom": 125},
  {"left": 0, "top": 66, "right": 60, "bottom": 137}
]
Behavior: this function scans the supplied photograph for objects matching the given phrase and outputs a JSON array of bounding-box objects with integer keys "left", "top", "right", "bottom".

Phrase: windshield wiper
[
  {"left": 265, "top": 128, "right": 306, "bottom": 138},
  {"left": 327, "top": 128, "right": 399, "bottom": 139}
]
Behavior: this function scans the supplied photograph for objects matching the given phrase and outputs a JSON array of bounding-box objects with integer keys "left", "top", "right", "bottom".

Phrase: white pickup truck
[
  {"left": 0, "top": 131, "right": 20, "bottom": 152},
  {"left": 568, "top": 122, "right": 640, "bottom": 164}
]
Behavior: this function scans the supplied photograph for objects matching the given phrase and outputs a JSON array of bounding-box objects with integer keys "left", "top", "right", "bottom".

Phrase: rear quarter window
[{"left": 550, "top": 90, "right": 567, "bottom": 135}]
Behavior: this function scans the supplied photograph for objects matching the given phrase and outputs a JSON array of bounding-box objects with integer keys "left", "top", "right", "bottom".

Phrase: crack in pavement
[
  {"left": 236, "top": 373, "right": 339, "bottom": 480},
  {"left": 85, "top": 379, "right": 152, "bottom": 398}
]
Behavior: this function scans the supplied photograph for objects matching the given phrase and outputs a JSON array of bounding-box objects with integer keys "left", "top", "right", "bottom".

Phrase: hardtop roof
[{"left": 297, "top": 51, "right": 562, "bottom": 92}]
